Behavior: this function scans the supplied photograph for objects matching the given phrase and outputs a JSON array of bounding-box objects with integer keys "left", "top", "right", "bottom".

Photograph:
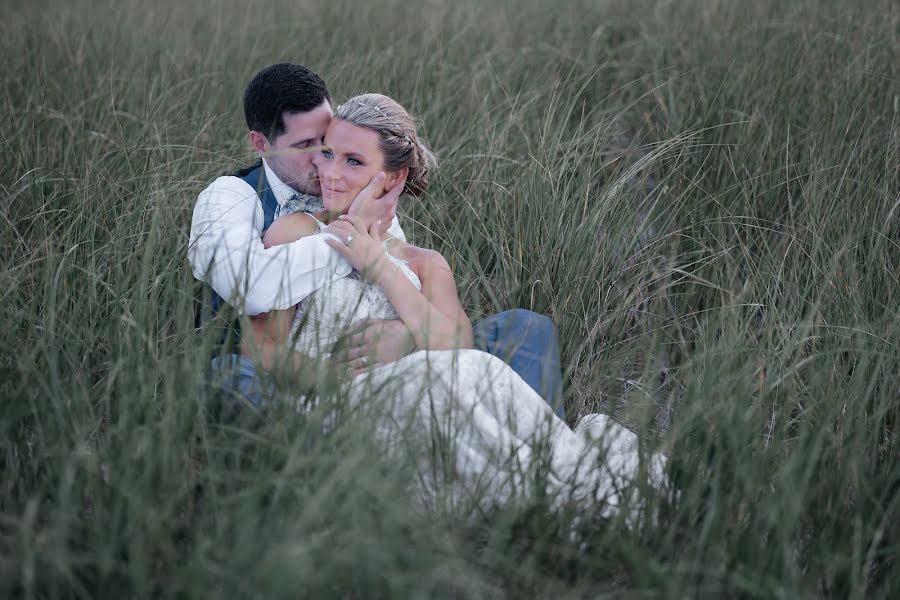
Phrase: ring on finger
[{"left": 345, "top": 235, "right": 354, "bottom": 246}]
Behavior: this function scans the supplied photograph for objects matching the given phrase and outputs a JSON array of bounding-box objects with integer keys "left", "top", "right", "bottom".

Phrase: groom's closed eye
[{"left": 291, "top": 139, "right": 318, "bottom": 150}]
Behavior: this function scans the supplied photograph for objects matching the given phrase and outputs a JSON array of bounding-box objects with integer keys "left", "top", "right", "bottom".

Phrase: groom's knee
[
  {"left": 502, "top": 309, "right": 558, "bottom": 349},
  {"left": 475, "top": 309, "right": 559, "bottom": 361},
  {"left": 480, "top": 309, "right": 564, "bottom": 417}
]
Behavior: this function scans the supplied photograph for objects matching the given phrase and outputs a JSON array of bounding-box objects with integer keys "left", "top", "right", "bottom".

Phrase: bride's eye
[
  {"left": 347, "top": 158, "right": 362, "bottom": 166},
  {"left": 321, "top": 149, "right": 334, "bottom": 159}
]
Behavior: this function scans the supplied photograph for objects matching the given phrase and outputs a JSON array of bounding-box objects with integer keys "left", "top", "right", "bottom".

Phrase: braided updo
[{"left": 334, "top": 94, "right": 436, "bottom": 197}]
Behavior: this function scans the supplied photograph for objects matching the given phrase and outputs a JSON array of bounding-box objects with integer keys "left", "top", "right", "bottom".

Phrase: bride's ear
[{"left": 384, "top": 168, "right": 409, "bottom": 192}]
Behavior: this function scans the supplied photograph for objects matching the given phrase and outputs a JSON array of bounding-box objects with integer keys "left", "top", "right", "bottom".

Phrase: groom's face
[{"left": 259, "top": 101, "right": 333, "bottom": 195}]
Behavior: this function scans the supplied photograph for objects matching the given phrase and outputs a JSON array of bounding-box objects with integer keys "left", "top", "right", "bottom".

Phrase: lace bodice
[{"left": 287, "top": 214, "right": 421, "bottom": 358}]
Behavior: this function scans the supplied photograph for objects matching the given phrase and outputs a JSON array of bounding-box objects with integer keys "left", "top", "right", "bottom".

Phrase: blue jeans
[
  {"left": 209, "top": 309, "right": 565, "bottom": 418},
  {"left": 471, "top": 309, "right": 565, "bottom": 418},
  {"left": 208, "top": 354, "right": 276, "bottom": 414}
]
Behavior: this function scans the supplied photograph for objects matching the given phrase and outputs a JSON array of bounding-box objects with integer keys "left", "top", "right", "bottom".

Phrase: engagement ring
[{"left": 345, "top": 235, "right": 354, "bottom": 245}]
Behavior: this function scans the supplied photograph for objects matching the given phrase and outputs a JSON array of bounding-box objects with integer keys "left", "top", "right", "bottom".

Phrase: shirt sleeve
[{"left": 188, "top": 175, "right": 352, "bottom": 315}]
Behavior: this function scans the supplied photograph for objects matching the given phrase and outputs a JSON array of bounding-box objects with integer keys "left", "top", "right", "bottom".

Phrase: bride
[{"left": 243, "top": 93, "right": 665, "bottom": 512}]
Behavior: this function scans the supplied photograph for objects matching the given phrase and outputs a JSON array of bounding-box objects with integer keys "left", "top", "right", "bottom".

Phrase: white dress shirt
[{"left": 188, "top": 159, "right": 405, "bottom": 316}]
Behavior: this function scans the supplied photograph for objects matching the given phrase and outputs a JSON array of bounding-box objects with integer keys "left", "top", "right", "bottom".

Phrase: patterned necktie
[{"left": 276, "top": 192, "right": 325, "bottom": 219}]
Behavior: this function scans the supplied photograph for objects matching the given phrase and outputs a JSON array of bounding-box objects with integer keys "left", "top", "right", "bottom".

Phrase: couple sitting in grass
[{"left": 189, "top": 63, "right": 665, "bottom": 509}]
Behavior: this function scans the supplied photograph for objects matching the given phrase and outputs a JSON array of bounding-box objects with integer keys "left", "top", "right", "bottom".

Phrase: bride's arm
[
  {"left": 263, "top": 213, "right": 321, "bottom": 247},
  {"left": 325, "top": 216, "right": 474, "bottom": 351},
  {"left": 393, "top": 247, "right": 475, "bottom": 351}
]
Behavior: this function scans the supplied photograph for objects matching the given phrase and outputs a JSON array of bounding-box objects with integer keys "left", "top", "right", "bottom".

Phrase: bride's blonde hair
[{"left": 334, "top": 93, "right": 436, "bottom": 197}]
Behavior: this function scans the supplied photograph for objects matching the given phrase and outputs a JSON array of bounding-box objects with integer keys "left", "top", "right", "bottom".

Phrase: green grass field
[{"left": 2, "top": 0, "right": 898, "bottom": 596}]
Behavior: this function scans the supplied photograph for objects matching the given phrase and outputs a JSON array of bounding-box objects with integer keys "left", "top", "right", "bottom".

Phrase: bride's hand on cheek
[
  {"left": 324, "top": 214, "right": 390, "bottom": 279},
  {"left": 347, "top": 172, "right": 405, "bottom": 228}
]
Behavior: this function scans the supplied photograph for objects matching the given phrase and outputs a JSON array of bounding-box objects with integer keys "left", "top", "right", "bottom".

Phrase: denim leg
[
  {"left": 208, "top": 354, "right": 277, "bottom": 413},
  {"left": 472, "top": 309, "right": 565, "bottom": 419}
]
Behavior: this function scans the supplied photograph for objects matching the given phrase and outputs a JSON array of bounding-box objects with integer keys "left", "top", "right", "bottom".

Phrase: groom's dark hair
[{"left": 243, "top": 63, "right": 331, "bottom": 141}]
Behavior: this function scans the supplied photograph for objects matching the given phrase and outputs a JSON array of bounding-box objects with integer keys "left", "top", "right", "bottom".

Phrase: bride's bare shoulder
[
  {"left": 263, "top": 213, "right": 319, "bottom": 249},
  {"left": 394, "top": 244, "right": 452, "bottom": 274}
]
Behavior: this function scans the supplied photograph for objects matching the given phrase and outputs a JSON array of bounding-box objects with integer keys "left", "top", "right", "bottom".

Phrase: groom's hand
[
  {"left": 347, "top": 171, "right": 404, "bottom": 229},
  {"left": 337, "top": 319, "right": 416, "bottom": 376}
]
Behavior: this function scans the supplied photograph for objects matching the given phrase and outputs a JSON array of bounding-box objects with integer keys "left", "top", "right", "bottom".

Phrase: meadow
[{"left": 1, "top": 0, "right": 898, "bottom": 596}]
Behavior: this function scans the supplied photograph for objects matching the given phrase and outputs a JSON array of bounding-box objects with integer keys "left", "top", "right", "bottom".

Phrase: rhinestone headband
[{"left": 339, "top": 98, "right": 414, "bottom": 146}]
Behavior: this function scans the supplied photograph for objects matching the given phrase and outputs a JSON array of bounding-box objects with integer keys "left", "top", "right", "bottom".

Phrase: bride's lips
[{"left": 321, "top": 184, "right": 348, "bottom": 195}]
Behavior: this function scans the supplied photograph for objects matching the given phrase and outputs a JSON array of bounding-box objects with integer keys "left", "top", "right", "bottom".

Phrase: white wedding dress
[{"left": 289, "top": 221, "right": 666, "bottom": 514}]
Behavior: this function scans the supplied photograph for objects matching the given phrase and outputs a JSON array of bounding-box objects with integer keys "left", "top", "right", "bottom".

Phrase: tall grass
[{"left": 1, "top": 0, "right": 897, "bottom": 596}]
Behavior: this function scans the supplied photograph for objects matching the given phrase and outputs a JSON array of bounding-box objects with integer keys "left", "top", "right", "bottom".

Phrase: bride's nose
[{"left": 312, "top": 154, "right": 329, "bottom": 177}]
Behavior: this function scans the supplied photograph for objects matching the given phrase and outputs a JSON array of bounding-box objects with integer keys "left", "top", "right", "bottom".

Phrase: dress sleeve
[{"left": 188, "top": 176, "right": 352, "bottom": 315}]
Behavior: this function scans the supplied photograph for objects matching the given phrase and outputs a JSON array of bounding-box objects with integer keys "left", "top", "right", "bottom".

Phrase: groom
[{"left": 189, "top": 63, "right": 565, "bottom": 418}]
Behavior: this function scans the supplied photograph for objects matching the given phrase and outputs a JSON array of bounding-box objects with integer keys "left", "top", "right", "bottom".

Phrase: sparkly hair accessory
[{"left": 339, "top": 98, "right": 413, "bottom": 145}]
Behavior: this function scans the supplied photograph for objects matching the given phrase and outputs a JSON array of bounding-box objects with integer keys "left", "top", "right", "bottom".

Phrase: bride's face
[{"left": 314, "top": 119, "right": 396, "bottom": 214}]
